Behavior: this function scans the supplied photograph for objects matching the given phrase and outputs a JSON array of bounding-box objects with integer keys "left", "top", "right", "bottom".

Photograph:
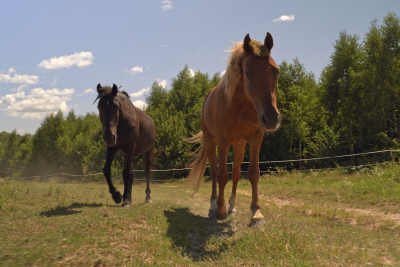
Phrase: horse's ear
[
  {"left": 94, "top": 84, "right": 102, "bottom": 104},
  {"left": 243, "top": 34, "right": 252, "bottom": 54},
  {"left": 264, "top": 32, "right": 273, "bottom": 51},
  {"left": 112, "top": 84, "right": 118, "bottom": 95}
]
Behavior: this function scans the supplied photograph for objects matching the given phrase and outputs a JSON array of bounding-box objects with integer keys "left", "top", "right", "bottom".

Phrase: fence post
[{"left": 390, "top": 148, "right": 395, "bottom": 163}]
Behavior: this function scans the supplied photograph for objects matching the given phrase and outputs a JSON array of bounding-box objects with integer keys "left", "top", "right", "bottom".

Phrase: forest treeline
[{"left": 1, "top": 13, "right": 399, "bottom": 178}]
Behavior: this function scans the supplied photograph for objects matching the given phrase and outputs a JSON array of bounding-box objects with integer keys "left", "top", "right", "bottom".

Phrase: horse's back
[
  {"left": 201, "top": 87, "right": 220, "bottom": 137},
  {"left": 133, "top": 106, "right": 156, "bottom": 156},
  {"left": 201, "top": 86, "right": 235, "bottom": 136}
]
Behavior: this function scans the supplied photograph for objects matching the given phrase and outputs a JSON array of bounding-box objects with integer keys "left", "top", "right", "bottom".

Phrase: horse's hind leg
[
  {"left": 144, "top": 148, "right": 153, "bottom": 204},
  {"left": 229, "top": 142, "right": 246, "bottom": 215},
  {"left": 200, "top": 129, "right": 218, "bottom": 218},
  {"left": 122, "top": 149, "right": 134, "bottom": 207},
  {"left": 204, "top": 136, "right": 218, "bottom": 218},
  {"left": 103, "top": 147, "right": 122, "bottom": 204}
]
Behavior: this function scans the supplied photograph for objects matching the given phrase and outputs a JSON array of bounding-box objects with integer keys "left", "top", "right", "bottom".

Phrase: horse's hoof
[
  {"left": 249, "top": 209, "right": 265, "bottom": 227},
  {"left": 249, "top": 217, "right": 266, "bottom": 227},
  {"left": 228, "top": 195, "right": 236, "bottom": 216},
  {"left": 208, "top": 198, "right": 218, "bottom": 219},
  {"left": 208, "top": 209, "right": 217, "bottom": 219},
  {"left": 145, "top": 198, "right": 152, "bottom": 204},
  {"left": 121, "top": 201, "right": 131, "bottom": 207},
  {"left": 216, "top": 212, "right": 228, "bottom": 220},
  {"left": 217, "top": 204, "right": 227, "bottom": 220},
  {"left": 112, "top": 191, "right": 122, "bottom": 204},
  {"left": 228, "top": 209, "right": 236, "bottom": 216}
]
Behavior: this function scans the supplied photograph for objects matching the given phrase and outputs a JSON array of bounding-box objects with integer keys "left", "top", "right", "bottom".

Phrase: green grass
[
  {"left": 1, "top": 164, "right": 399, "bottom": 266},
  {"left": 257, "top": 163, "right": 400, "bottom": 213}
]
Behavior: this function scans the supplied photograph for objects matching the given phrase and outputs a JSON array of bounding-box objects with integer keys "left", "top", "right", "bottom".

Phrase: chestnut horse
[
  {"left": 187, "top": 33, "right": 281, "bottom": 226},
  {"left": 95, "top": 84, "right": 156, "bottom": 206}
]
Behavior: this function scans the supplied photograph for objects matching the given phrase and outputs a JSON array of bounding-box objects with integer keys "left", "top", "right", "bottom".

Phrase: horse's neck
[
  {"left": 230, "top": 82, "right": 253, "bottom": 108},
  {"left": 118, "top": 97, "right": 136, "bottom": 125}
]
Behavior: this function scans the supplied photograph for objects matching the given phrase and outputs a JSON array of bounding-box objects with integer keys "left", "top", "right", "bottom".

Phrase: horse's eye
[{"left": 245, "top": 70, "right": 253, "bottom": 79}]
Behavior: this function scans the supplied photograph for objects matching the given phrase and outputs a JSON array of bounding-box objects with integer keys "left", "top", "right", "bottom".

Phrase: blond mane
[{"left": 215, "top": 39, "right": 269, "bottom": 104}]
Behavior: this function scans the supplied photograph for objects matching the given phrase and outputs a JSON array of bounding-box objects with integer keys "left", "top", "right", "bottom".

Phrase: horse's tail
[{"left": 186, "top": 131, "right": 207, "bottom": 192}]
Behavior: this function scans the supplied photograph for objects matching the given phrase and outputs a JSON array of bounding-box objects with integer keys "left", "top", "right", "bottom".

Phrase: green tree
[
  {"left": 262, "top": 59, "right": 330, "bottom": 166},
  {"left": 320, "top": 31, "right": 363, "bottom": 153},
  {"left": 70, "top": 112, "right": 105, "bottom": 175},
  {"left": 0, "top": 130, "right": 32, "bottom": 177},
  {"left": 145, "top": 81, "right": 168, "bottom": 112},
  {"left": 14, "top": 134, "right": 33, "bottom": 175},
  {"left": 0, "top": 130, "right": 19, "bottom": 177},
  {"left": 165, "top": 66, "right": 214, "bottom": 134},
  {"left": 28, "top": 111, "right": 66, "bottom": 175},
  {"left": 362, "top": 12, "right": 400, "bottom": 144},
  {"left": 145, "top": 66, "right": 221, "bottom": 174}
]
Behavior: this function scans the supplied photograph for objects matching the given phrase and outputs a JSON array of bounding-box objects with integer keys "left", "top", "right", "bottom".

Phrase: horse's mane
[
  {"left": 98, "top": 86, "right": 113, "bottom": 97},
  {"left": 120, "top": 91, "right": 130, "bottom": 99},
  {"left": 216, "top": 39, "right": 269, "bottom": 104},
  {"left": 94, "top": 86, "right": 130, "bottom": 104}
]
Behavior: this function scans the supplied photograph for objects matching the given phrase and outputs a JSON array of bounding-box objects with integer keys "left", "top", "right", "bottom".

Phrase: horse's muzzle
[
  {"left": 104, "top": 133, "right": 117, "bottom": 147},
  {"left": 260, "top": 112, "right": 281, "bottom": 132}
]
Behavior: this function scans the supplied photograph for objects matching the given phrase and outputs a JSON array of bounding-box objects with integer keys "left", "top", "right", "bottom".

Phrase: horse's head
[
  {"left": 242, "top": 33, "right": 281, "bottom": 132},
  {"left": 96, "top": 83, "right": 120, "bottom": 147}
]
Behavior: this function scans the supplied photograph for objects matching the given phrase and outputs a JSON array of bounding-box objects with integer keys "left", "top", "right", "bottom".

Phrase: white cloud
[
  {"left": 126, "top": 66, "right": 144, "bottom": 75},
  {"left": 156, "top": 79, "right": 168, "bottom": 89},
  {"left": 221, "top": 70, "right": 226, "bottom": 77},
  {"left": 130, "top": 87, "right": 150, "bottom": 98},
  {"left": 273, "top": 15, "right": 295, "bottom": 22},
  {"left": 16, "top": 129, "right": 28, "bottom": 135},
  {"left": 77, "top": 88, "right": 94, "bottom": 97},
  {"left": 161, "top": 44, "right": 168, "bottom": 48},
  {"left": 188, "top": 68, "right": 195, "bottom": 77},
  {"left": 0, "top": 68, "right": 39, "bottom": 84},
  {"left": 51, "top": 77, "right": 58, "bottom": 86},
  {"left": 0, "top": 87, "right": 74, "bottom": 119},
  {"left": 132, "top": 100, "right": 147, "bottom": 110},
  {"left": 38, "top": 51, "right": 94, "bottom": 70},
  {"left": 161, "top": 0, "right": 173, "bottom": 10},
  {"left": 11, "top": 84, "right": 29, "bottom": 93}
]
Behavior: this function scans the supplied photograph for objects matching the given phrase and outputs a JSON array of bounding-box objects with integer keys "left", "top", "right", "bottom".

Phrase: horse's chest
[
  {"left": 234, "top": 103, "right": 259, "bottom": 124},
  {"left": 223, "top": 107, "right": 260, "bottom": 141}
]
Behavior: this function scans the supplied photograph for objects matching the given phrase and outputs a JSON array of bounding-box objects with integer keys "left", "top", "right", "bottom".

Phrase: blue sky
[{"left": 1, "top": 1, "right": 399, "bottom": 134}]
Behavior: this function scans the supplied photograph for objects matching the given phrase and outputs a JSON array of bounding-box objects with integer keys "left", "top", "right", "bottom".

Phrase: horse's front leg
[
  {"left": 122, "top": 150, "right": 134, "bottom": 207},
  {"left": 103, "top": 147, "right": 122, "bottom": 204},
  {"left": 229, "top": 142, "right": 246, "bottom": 215},
  {"left": 216, "top": 141, "right": 230, "bottom": 220},
  {"left": 248, "top": 129, "right": 265, "bottom": 227}
]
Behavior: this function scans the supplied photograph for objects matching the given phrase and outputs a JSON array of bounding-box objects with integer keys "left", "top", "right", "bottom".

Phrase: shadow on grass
[
  {"left": 40, "top": 202, "right": 103, "bottom": 217},
  {"left": 164, "top": 207, "right": 234, "bottom": 261}
]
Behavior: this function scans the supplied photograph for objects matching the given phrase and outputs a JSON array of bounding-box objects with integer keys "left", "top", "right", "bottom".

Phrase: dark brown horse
[
  {"left": 187, "top": 33, "right": 281, "bottom": 226},
  {"left": 95, "top": 83, "right": 156, "bottom": 206}
]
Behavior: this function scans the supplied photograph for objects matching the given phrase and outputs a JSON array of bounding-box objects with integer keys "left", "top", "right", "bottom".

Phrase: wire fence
[{"left": 4, "top": 149, "right": 400, "bottom": 183}]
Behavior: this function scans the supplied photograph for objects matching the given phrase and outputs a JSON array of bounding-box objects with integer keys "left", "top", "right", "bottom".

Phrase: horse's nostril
[
  {"left": 260, "top": 112, "right": 280, "bottom": 132},
  {"left": 262, "top": 115, "right": 267, "bottom": 126}
]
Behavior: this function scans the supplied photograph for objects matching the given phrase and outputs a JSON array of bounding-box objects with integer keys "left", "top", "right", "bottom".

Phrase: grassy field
[{"left": 1, "top": 164, "right": 400, "bottom": 266}]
